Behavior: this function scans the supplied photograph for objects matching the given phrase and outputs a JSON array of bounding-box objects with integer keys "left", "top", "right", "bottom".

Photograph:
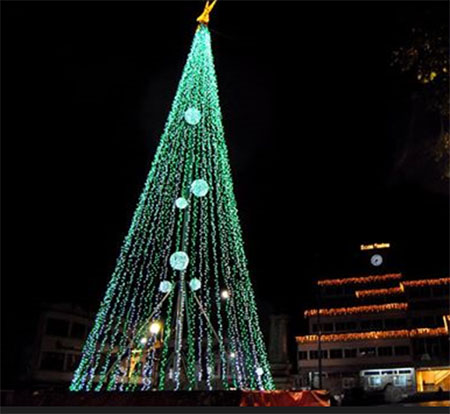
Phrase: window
[
  {"left": 335, "top": 322, "right": 346, "bottom": 331},
  {"left": 385, "top": 318, "right": 406, "bottom": 329},
  {"left": 45, "top": 318, "right": 69, "bottom": 337},
  {"left": 322, "top": 323, "right": 333, "bottom": 332},
  {"left": 369, "top": 376, "right": 382, "bottom": 387},
  {"left": 361, "top": 320, "right": 371, "bottom": 330},
  {"left": 411, "top": 317, "right": 422, "bottom": 327},
  {"left": 70, "top": 322, "right": 86, "bottom": 339},
  {"left": 378, "top": 346, "right": 393, "bottom": 357},
  {"left": 346, "top": 322, "right": 357, "bottom": 330},
  {"left": 423, "top": 315, "right": 435, "bottom": 326},
  {"left": 344, "top": 349, "right": 357, "bottom": 358},
  {"left": 309, "top": 350, "right": 328, "bottom": 359},
  {"left": 432, "top": 285, "right": 449, "bottom": 297},
  {"left": 394, "top": 376, "right": 407, "bottom": 386},
  {"left": 372, "top": 320, "right": 383, "bottom": 330},
  {"left": 312, "top": 323, "right": 333, "bottom": 333},
  {"left": 381, "top": 370, "right": 393, "bottom": 375},
  {"left": 328, "top": 372, "right": 342, "bottom": 379},
  {"left": 298, "top": 351, "right": 308, "bottom": 360},
  {"left": 359, "top": 347, "right": 376, "bottom": 357},
  {"left": 40, "top": 352, "right": 65, "bottom": 371},
  {"left": 65, "top": 353, "right": 81, "bottom": 372},
  {"left": 342, "top": 377, "right": 355, "bottom": 389},
  {"left": 361, "top": 319, "right": 383, "bottom": 330},
  {"left": 325, "top": 286, "right": 343, "bottom": 296},
  {"left": 330, "top": 349, "right": 343, "bottom": 359},
  {"left": 343, "top": 286, "right": 355, "bottom": 295},
  {"left": 394, "top": 345, "right": 410, "bottom": 356}
]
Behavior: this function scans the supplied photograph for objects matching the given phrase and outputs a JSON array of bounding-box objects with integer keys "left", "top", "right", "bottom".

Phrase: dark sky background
[{"left": 2, "top": 1, "right": 449, "bottom": 384}]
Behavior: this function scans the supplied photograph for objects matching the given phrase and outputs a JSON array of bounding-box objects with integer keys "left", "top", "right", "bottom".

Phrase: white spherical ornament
[
  {"left": 169, "top": 251, "right": 189, "bottom": 271},
  {"left": 159, "top": 281, "right": 173, "bottom": 293},
  {"left": 256, "top": 367, "right": 264, "bottom": 376},
  {"left": 190, "top": 179, "right": 209, "bottom": 198},
  {"left": 189, "top": 278, "right": 201, "bottom": 291},
  {"left": 175, "top": 197, "right": 188, "bottom": 210},
  {"left": 184, "top": 107, "right": 202, "bottom": 125}
]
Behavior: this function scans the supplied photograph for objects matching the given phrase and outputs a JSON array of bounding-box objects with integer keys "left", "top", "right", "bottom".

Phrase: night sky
[{"left": 2, "top": 1, "right": 449, "bottom": 385}]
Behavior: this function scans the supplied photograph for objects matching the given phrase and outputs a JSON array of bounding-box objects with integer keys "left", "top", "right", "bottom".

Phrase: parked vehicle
[{"left": 359, "top": 367, "right": 416, "bottom": 403}]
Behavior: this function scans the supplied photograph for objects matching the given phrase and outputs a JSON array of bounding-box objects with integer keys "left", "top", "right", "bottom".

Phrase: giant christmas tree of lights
[{"left": 70, "top": 2, "right": 274, "bottom": 392}]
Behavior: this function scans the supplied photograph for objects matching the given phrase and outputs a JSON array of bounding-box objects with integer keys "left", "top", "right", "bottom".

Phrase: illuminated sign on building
[{"left": 360, "top": 243, "right": 391, "bottom": 251}]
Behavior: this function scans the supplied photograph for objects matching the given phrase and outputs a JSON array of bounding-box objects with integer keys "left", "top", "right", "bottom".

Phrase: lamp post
[
  {"left": 171, "top": 179, "right": 210, "bottom": 390},
  {"left": 314, "top": 252, "right": 323, "bottom": 390},
  {"left": 317, "top": 289, "right": 323, "bottom": 390}
]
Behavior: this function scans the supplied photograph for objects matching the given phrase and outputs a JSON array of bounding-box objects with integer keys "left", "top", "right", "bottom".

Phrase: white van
[{"left": 360, "top": 367, "right": 416, "bottom": 403}]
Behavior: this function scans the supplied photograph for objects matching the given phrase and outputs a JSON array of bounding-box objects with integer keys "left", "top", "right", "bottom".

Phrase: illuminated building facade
[{"left": 295, "top": 245, "right": 450, "bottom": 395}]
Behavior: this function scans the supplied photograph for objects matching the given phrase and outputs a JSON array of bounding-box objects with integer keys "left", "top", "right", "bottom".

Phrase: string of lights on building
[
  {"left": 317, "top": 273, "right": 402, "bottom": 286},
  {"left": 355, "top": 287, "right": 404, "bottom": 298},
  {"left": 296, "top": 326, "right": 449, "bottom": 344},
  {"left": 353, "top": 277, "right": 449, "bottom": 298},
  {"left": 400, "top": 277, "right": 450, "bottom": 287},
  {"left": 303, "top": 303, "right": 409, "bottom": 317}
]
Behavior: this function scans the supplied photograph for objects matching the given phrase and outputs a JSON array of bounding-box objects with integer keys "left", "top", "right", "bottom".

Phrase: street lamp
[{"left": 149, "top": 321, "right": 162, "bottom": 335}]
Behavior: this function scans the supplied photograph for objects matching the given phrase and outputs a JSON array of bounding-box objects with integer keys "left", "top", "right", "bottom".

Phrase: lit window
[
  {"left": 359, "top": 347, "right": 376, "bottom": 357},
  {"left": 369, "top": 376, "right": 382, "bottom": 387},
  {"left": 394, "top": 376, "right": 407, "bottom": 386}
]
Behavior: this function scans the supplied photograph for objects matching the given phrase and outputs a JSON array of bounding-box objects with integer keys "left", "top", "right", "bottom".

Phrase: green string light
[{"left": 70, "top": 25, "right": 274, "bottom": 392}]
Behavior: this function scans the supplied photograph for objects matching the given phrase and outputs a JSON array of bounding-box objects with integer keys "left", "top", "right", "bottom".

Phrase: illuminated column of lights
[
  {"left": 70, "top": 24, "right": 274, "bottom": 392},
  {"left": 208, "top": 59, "right": 260, "bottom": 388}
]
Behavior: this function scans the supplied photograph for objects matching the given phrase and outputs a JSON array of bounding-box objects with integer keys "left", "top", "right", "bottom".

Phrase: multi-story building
[
  {"left": 19, "top": 303, "right": 94, "bottom": 386},
  {"left": 295, "top": 243, "right": 449, "bottom": 396}
]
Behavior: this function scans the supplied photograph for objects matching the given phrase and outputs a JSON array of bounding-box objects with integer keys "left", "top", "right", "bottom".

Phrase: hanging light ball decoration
[
  {"left": 256, "top": 367, "right": 264, "bottom": 376},
  {"left": 169, "top": 251, "right": 189, "bottom": 271},
  {"left": 189, "top": 278, "right": 202, "bottom": 291},
  {"left": 184, "top": 107, "right": 202, "bottom": 125},
  {"left": 175, "top": 197, "right": 189, "bottom": 210},
  {"left": 159, "top": 281, "right": 173, "bottom": 293},
  {"left": 140, "top": 337, "right": 148, "bottom": 345},
  {"left": 190, "top": 179, "right": 209, "bottom": 198},
  {"left": 221, "top": 289, "right": 230, "bottom": 299}
]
